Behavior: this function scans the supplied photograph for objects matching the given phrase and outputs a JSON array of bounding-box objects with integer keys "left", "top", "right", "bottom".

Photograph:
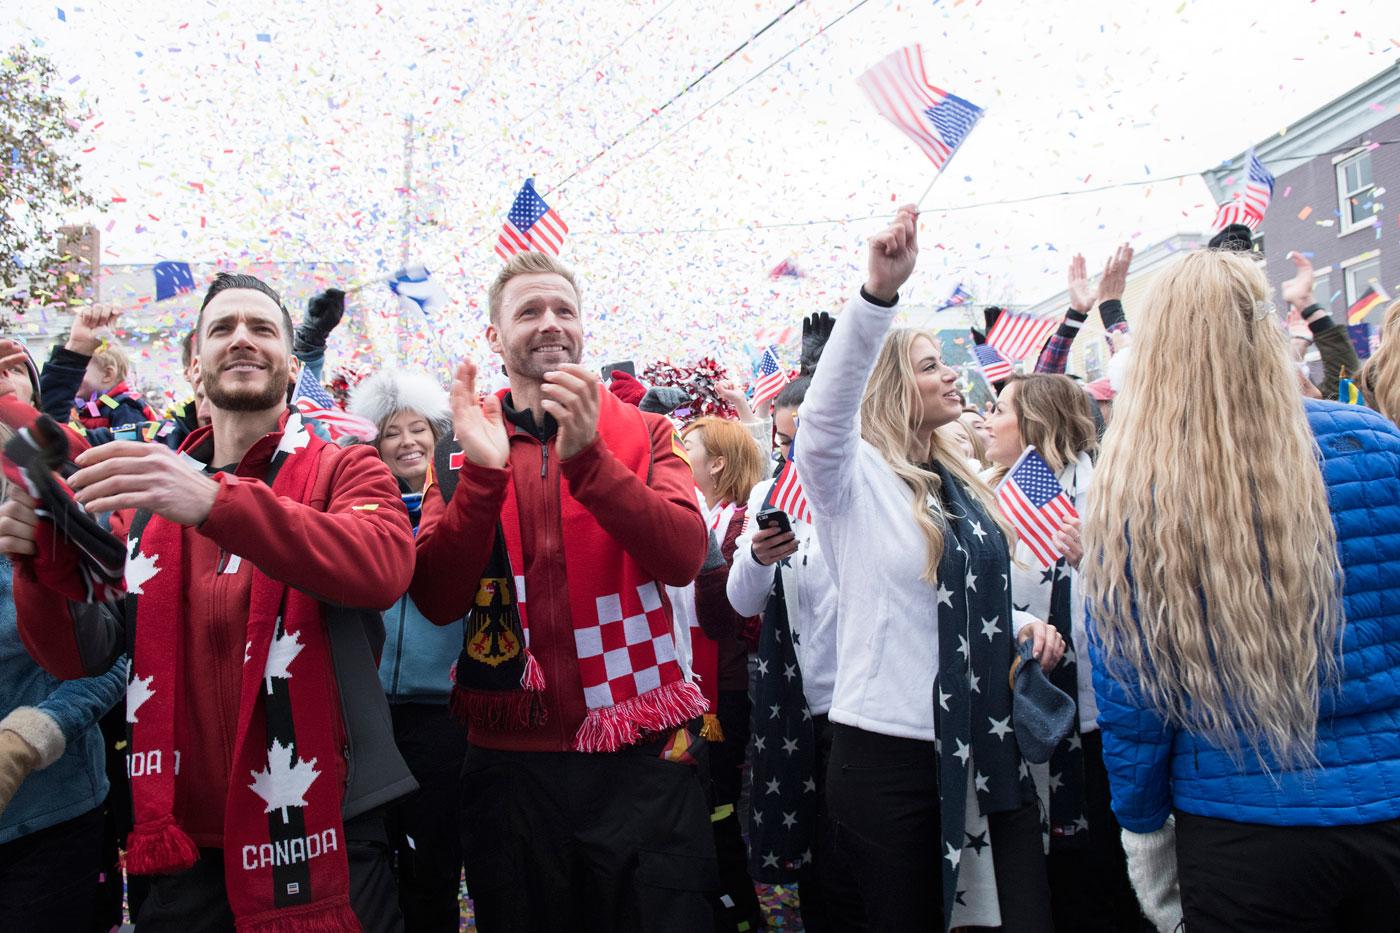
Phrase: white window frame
[
  {"left": 1334, "top": 147, "right": 1378, "bottom": 236},
  {"left": 1341, "top": 250, "right": 1382, "bottom": 306}
]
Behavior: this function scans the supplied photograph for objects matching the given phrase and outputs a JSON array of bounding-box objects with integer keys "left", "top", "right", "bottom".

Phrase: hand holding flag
[{"left": 994, "top": 446, "right": 1077, "bottom": 568}]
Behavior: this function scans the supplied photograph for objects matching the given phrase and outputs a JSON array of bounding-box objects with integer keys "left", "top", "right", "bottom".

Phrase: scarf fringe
[
  {"left": 449, "top": 685, "right": 547, "bottom": 731},
  {"left": 236, "top": 896, "right": 360, "bottom": 933},
  {"left": 573, "top": 679, "right": 709, "bottom": 753},
  {"left": 125, "top": 817, "right": 199, "bottom": 875},
  {"left": 521, "top": 649, "right": 545, "bottom": 691},
  {"left": 700, "top": 712, "right": 725, "bottom": 742}
]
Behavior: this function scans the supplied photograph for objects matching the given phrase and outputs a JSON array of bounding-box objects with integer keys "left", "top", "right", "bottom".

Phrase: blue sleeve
[
  {"left": 297, "top": 348, "right": 326, "bottom": 383},
  {"left": 34, "top": 654, "right": 127, "bottom": 743},
  {"left": 1088, "top": 611, "right": 1176, "bottom": 833}
]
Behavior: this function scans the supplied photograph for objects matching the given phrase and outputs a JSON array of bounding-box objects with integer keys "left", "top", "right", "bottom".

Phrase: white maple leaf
[
  {"left": 126, "top": 673, "right": 155, "bottom": 723},
  {"left": 263, "top": 629, "right": 303, "bottom": 693},
  {"left": 248, "top": 738, "right": 319, "bottom": 822},
  {"left": 276, "top": 412, "right": 310, "bottom": 455},
  {"left": 124, "top": 538, "right": 161, "bottom": 595}
]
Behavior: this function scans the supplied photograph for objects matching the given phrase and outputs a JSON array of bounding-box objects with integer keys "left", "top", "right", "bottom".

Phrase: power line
[
  {"left": 560, "top": 139, "right": 1400, "bottom": 239},
  {"left": 545, "top": 0, "right": 810, "bottom": 194}
]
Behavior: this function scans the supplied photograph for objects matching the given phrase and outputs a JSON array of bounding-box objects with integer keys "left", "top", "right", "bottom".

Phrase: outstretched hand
[
  {"left": 1281, "top": 251, "right": 1315, "bottom": 314},
  {"left": 1097, "top": 244, "right": 1134, "bottom": 304},
  {"left": 450, "top": 360, "right": 509, "bottom": 469},
  {"left": 66, "top": 304, "right": 121, "bottom": 357},
  {"left": 1067, "top": 254, "right": 1094, "bottom": 313},
  {"left": 865, "top": 204, "right": 919, "bottom": 303}
]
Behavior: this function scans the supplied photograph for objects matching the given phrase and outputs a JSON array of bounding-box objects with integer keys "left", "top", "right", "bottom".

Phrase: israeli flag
[{"left": 388, "top": 264, "right": 450, "bottom": 316}]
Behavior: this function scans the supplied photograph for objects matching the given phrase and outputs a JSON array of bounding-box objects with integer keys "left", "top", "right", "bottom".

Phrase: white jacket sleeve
[
  {"left": 726, "top": 480, "right": 779, "bottom": 617},
  {"left": 800, "top": 293, "right": 900, "bottom": 518}
]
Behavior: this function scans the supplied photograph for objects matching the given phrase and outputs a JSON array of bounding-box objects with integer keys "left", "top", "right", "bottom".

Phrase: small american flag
[
  {"left": 973, "top": 343, "right": 1013, "bottom": 383},
  {"left": 940, "top": 283, "right": 973, "bottom": 310},
  {"left": 987, "top": 311, "right": 1058, "bottom": 362},
  {"left": 1211, "top": 148, "right": 1274, "bottom": 232},
  {"left": 995, "top": 447, "right": 1076, "bottom": 568},
  {"left": 772, "top": 427, "right": 811, "bottom": 525},
  {"left": 749, "top": 346, "right": 790, "bottom": 411},
  {"left": 494, "top": 178, "right": 569, "bottom": 261},
  {"left": 292, "top": 367, "right": 379, "bottom": 442},
  {"left": 857, "top": 45, "right": 984, "bottom": 170}
]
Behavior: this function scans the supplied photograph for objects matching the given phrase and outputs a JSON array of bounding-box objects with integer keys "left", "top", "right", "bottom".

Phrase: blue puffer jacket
[
  {"left": 1, "top": 555, "right": 126, "bottom": 844},
  {"left": 1092, "top": 400, "right": 1400, "bottom": 833}
]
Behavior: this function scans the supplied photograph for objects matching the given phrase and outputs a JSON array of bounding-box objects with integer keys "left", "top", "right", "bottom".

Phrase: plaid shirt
[{"left": 1033, "top": 303, "right": 1131, "bottom": 374}]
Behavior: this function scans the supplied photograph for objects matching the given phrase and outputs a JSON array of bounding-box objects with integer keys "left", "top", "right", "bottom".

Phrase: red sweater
[
  {"left": 411, "top": 396, "right": 708, "bottom": 752},
  {"left": 15, "top": 429, "right": 413, "bottom": 847}
]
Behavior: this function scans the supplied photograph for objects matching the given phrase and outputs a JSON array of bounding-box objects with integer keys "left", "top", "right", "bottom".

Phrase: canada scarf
[
  {"left": 445, "top": 387, "right": 707, "bottom": 752},
  {"left": 123, "top": 413, "right": 356, "bottom": 932}
]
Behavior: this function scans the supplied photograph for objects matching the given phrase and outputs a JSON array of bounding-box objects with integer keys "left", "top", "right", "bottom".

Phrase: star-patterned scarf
[
  {"left": 1011, "top": 457, "right": 1091, "bottom": 852},
  {"left": 123, "top": 411, "right": 358, "bottom": 932},
  {"left": 746, "top": 483, "right": 817, "bottom": 883},
  {"left": 929, "top": 461, "right": 1038, "bottom": 932}
]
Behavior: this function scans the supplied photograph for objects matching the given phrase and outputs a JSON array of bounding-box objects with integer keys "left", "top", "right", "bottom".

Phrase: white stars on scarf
[
  {"left": 763, "top": 852, "right": 780, "bottom": 869},
  {"left": 756, "top": 659, "right": 769, "bottom": 677},
  {"left": 754, "top": 736, "right": 767, "bottom": 753},
  {"left": 953, "top": 738, "right": 972, "bottom": 765},
  {"left": 957, "top": 635, "right": 971, "bottom": 660},
  {"left": 968, "top": 669, "right": 981, "bottom": 694},
  {"left": 970, "top": 520, "right": 987, "bottom": 542},
  {"left": 974, "top": 771, "right": 990, "bottom": 793},
  {"left": 765, "top": 778, "right": 782, "bottom": 795},
  {"left": 965, "top": 572, "right": 978, "bottom": 592},
  {"left": 783, "top": 663, "right": 797, "bottom": 682},
  {"left": 782, "top": 811, "right": 798, "bottom": 829},
  {"left": 980, "top": 616, "right": 1002, "bottom": 641},
  {"left": 988, "top": 716, "right": 1013, "bottom": 740},
  {"left": 945, "top": 841, "right": 962, "bottom": 868},
  {"left": 937, "top": 582, "right": 954, "bottom": 607},
  {"left": 782, "top": 736, "right": 800, "bottom": 756}
]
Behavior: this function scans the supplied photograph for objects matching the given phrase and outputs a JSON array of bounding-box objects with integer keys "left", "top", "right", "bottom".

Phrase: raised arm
[
  {"left": 802, "top": 205, "right": 919, "bottom": 518},
  {"left": 1036, "top": 254, "right": 1094, "bottom": 374}
]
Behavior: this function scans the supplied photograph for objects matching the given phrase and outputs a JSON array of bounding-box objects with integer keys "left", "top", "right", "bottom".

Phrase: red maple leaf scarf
[
  {"left": 123, "top": 413, "right": 357, "bottom": 932},
  {"left": 447, "top": 387, "right": 707, "bottom": 752}
]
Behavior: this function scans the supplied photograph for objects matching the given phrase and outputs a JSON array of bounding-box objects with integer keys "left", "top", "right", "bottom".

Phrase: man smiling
[
  {"left": 412, "top": 252, "right": 716, "bottom": 931},
  {"left": 0, "top": 273, "right": 417, "bottom": 932}
]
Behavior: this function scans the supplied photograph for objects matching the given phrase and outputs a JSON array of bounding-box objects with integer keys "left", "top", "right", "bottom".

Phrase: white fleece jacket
[{"left": 801, "top": 293, "right": 1035, "bottom": 741}]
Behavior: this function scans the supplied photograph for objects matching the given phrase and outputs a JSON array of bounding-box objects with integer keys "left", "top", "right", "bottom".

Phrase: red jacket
[
  {"left": 411, "top": 394, "right": 708, "bottom": 752},
  {"left": 15, "top": 422, "right": 415, "bottom": 847}
]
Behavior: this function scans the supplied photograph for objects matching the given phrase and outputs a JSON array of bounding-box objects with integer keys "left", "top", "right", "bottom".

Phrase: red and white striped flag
[
  {"left": 986, "top": 311, "right": 1058, "bottom": 363},
  {"left": 494, "top": 178, "right": 569, "bottom": 261},
  {"left": 857, "top": 45, "right": 985, "bottom": 170},
  {"left": 749, "top": 346, "right": 789, "bottom": 411},
  {"left": 994, "top": 447, "right": 1076, "bottom": 567}
]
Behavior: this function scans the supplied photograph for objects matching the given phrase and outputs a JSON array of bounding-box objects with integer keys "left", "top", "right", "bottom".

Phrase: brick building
[{"left": 1202, "top": 62, "right": 1400, "bottom": 327}]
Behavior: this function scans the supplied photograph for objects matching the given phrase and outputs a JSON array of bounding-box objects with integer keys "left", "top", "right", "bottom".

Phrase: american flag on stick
[
  {"left": 973, "top": 343, "right": 1013, "bottom": 383},
  {"left": 772, "top": 426, "right": 812, "bottom": 525},
  {"left": 995, "top": 447, "right": 1076, "bottom": 568},
  {"left": 749, "top": 346, "right": 790, "bottom": 411},
  {"left": 494, "top": 178, "right": 569, "bottom": 261},
  {"left": 987, "top": 311, "right": 1058, "bottom": 362},
  {"left": 857, "top": 45, "right": 985, "bottom": 170},
  {"left": 292, "top": 368, "right": 379, "bottom": 442},
  {"left": 1211, "top": 149, "right": 1275, "bottom": 232}
]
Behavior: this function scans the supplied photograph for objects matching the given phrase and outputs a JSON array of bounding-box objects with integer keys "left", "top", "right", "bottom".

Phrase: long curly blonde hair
[
  {"left": 861, "top": 328, "right": 1011, "bottom": 582},
  {"left": 1361, "top": 298, "right": 1400, "bottom": 422},
  {"left": 1081, "top": 250, "right": 1343, "bottom": 768}
]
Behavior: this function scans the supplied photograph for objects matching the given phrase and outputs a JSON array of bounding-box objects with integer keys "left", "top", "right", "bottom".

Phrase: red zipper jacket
[
  {"left": 410, "top": 392, "right": 708, "bottom": 752},
  {"left": 14, "top": 418, "right": 416, "bottom": 846}
]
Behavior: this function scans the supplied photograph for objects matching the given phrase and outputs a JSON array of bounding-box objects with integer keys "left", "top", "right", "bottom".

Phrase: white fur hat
[{"left": 349, "top": 369, "right": 452, "bottom": 439}]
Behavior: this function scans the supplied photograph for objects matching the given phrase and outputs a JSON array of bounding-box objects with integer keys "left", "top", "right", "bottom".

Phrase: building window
[
  {"left": 1312, "top": 272, "right": 1332, "bottom": 312},
  {"left": 1344, "top": 256, "right": 1382, "bottom": 316},
  {"left": 1336, "top": 150, "right": 1376, "bottom": 234}
]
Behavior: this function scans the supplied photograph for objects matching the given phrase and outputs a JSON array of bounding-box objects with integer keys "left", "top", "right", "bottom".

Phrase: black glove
[
  {"left": 800, "top": 312, "right": 836, "bottom": 376},
  {"left": 983, "top": 305, "right": 1004, "bottom": 335},
  {"left": 293, "top": 288, "right": 346, "bottom": 357},
  {"left": 971, "top": 328, "right": 987, "bottom": 346}
]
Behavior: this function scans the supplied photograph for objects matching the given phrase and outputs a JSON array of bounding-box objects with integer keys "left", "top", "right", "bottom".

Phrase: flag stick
[{"left": 916, "top": 169, "right": 943, "bottom": 210}]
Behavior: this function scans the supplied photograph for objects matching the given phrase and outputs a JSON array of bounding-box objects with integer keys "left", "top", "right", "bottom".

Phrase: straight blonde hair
[
  {"left": 861, "top": 328, "right": 1011, "bottom": 582},
  {"left": 1081, "top": 250, "right": 1343, "bottom": 768},
  {"left": 682, "top": 416, "right": 765, "bottom": 507}
]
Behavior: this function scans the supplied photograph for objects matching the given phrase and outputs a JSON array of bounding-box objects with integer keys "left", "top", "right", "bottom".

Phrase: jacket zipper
[{"left": 389, "top": 598, "right": 408, "bottom": 697}]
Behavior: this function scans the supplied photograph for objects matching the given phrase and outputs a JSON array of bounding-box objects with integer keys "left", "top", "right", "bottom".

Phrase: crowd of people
[{"left": 0, "top": 207, "right": 1398, "bottom": 933}]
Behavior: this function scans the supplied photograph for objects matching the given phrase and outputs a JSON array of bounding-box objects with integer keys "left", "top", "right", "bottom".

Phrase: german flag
[{"left": 1347, "top": 286, "right": 1386, "bottom": 325}]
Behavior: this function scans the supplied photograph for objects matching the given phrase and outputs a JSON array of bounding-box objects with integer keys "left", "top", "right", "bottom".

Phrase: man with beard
[
  {"left": 411, "top": 252, "right": 715, "bottom": 931},
  {"left": 0, "top": 273, "right": 418, "bottom": 932}
]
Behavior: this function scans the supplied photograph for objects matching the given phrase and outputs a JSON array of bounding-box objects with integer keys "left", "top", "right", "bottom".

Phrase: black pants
[
  {"left": 384, "top": 702, "right": 468, "bottom": 932},
  {"left": 94, "top": 701, "right": 150, "bottom": 929},
  {"left": 799, "top": 713, "right": 866, "bottom": 933},
  {"left": 459, "top": 734, "right": 717, "bottom": 933},
  {"left": 1176, "top": 810, "right": 1400, "bottom": 932},
  {"left": 710, "top": 688, "right": 761, "bottom": 931},
  {"left": 135, "top": 808, "right": 403, "bottom": 932},
  {"left": 0, "top": 805, "right": 104, "bottom": 933},
  {"left": 827, "top": 723, "right": 1053, "bottom": 933},
  {"left": 1046, "top": 730, "right": 1151, "bottom": 932}
]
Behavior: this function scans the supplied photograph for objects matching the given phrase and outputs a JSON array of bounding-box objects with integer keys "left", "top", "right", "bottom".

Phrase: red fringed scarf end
[
  {"left": 124, "top": 816, "right": 199, "bottom": 876},
  {"left": 573, "top": 679, "right": 708, "bottom": 753}
]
